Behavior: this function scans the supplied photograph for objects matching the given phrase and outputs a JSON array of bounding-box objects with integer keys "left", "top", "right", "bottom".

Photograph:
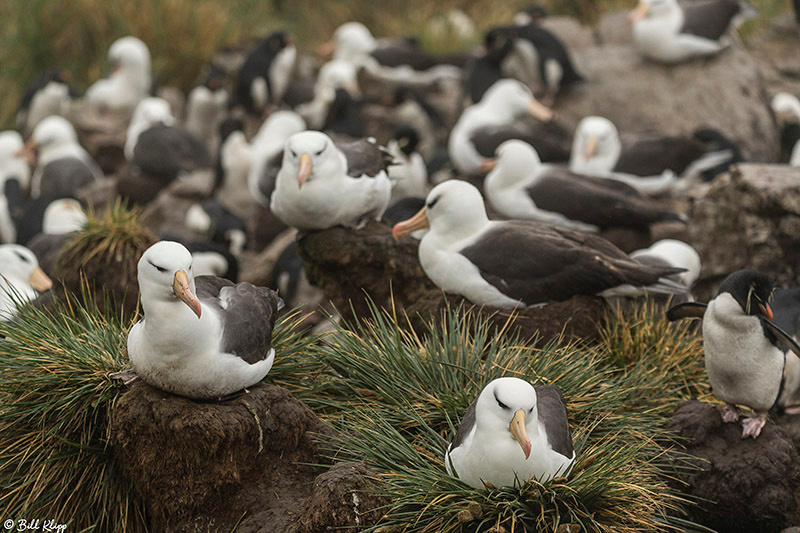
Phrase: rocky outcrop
[
  {"left": 297, "top": 220, "right": 608, "bottom": 342},
  {"left": 684, "top": 164, "right": 800, "bottom": 299},
  {"left": 111, "top": 381, "right": 387, "bottom": 533},
  {"left": 667, "top": 400, "right": 800, "bottom": 532},
  {"left": 550, "top": 26, "right": 779, "bottom": 162}
]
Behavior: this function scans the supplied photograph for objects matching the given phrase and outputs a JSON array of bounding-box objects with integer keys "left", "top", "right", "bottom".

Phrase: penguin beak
[
  {"left": 628, "top": 2, "right": 649, "bottom": 23},
  {"left": 480, "top": 159, "right": 497, "bottom": 174},
  {"left": 28, "top": 267, "right": 53, "bottom": 292},
  {"left": 173, "top": 270, "right": 201, "bottom": 318},
  {"left": 297, "top": 153, "right": 313, "bottom": 188},
  {"left": 759, "top": 303, "right": 774, "bottom": 321},
  {"left": 510, "top": 409, "right": 532, "bottom": 459},
  {"left": 583, "top": 136, "right": 598, "bottom": 160},
  {"left": 17, "top": 140, "right": 37, "bottom": 166},
  {"left": 528, "top": 99, "right": 554, "bottom": 122},
  {"left": 392, "top": 207, "right": 429, "bottom": 241}
]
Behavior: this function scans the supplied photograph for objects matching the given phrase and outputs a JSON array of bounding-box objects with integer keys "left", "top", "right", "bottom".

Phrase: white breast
[{"left": 702, "top": 293, "right": 785, "bottom": 410}]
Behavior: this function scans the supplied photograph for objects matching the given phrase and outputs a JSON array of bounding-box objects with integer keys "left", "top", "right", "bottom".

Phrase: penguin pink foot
[
  {"left": 741, "top": 412, "right": 768, "bottom": 439},
  {"left": 718, "top": 403, "right": 740, "bottom": 423}
]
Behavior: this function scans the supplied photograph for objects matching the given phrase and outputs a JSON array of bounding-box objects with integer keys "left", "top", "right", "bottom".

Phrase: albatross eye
[
  {"left": 427, "top": 197, "right": 439, "bottom": 209},
  {"left": 494, "top": 392, "right": 509, "bottom": 410},
  {"left": 290, "top": 149, "right": 297, "bottom": 158},
  {"left": 148, "top": 260, "right": 167, "bottom": 273}
]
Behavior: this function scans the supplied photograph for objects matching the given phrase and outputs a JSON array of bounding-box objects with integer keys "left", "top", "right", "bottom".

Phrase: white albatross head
[
  {"left": 280, "top": 131, "right": 344, "bottom": 188},
  {"left": 0, "top": 244, "right": 52, "bottom": 292},
  {"left": 125, "top": 97, "right": 175, "bottom": 160},
  {"left": 137, "top": 241, "right": 202, "bottom": 318},
  {"left": 628, "top": 0, "right": 678, "bottom": 24},
  {"left": 475, "top": 377, "right": 539, "bottom": 460},
  {"left": 392, "top": 180, "right": 489, "bottom": 242},
  {"left": 570, "top": 116, "right": 621, "bottom": 175},
  {"left": 772, "top": 92, "right": 800, "bottom": 124},
  {"left": 482, "top": 139, "right": 541, "bottom": 180},
  {"left": 20, "top": 116, "right": 80, "bottom": 167},
  {"left": 42, "top": 199, "right": 87, "bottom": 235},
  {"left": 478, "top": 79, "right": 553, "bottom": 122},
  {"left": 108, "top": 36, "right": 152, "bottom": 74},
  {"left": 332, "top": 22, "right": 377, "bottom": 63}
]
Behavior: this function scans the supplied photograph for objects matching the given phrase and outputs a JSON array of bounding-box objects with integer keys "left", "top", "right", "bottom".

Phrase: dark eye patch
[
  {"left": 494, "top": 391, "right": 509, "bottom": 410},
  {"left": 148, "top": 260, "right": 167, "bottom": 273},
  {"left": 290, "top": 149, "right": 298, "bottom": 158},
  {"left": 427, "top": 196, "right": 439, "bottom": 209},
  {"left": 14, "top": 251, "right": 29, "bottom": 262}
]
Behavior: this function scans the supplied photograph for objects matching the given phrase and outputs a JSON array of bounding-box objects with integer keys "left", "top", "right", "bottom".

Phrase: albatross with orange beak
[
  {"left": 270, "top": 131, "right": 392, "bottom": 231},
  {"left": 0, "top": 244, "right": 52, "bottom": 322},
  {"left": 127, "top": 241, "right": 282, "bottom": 400},
  {"left": 445, "top": 377, "right": 575, "bottom": 489}
]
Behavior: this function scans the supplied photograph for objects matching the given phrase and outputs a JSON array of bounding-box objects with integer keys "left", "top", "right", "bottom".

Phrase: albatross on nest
[
  {"left": 448, "top": 79, "right": 562, "bottom": 176},
  {"left": 445, "top": 377, "right": 575, "bottom": 489},
  {"left": 21, "top": 116, "right": 103, "bottom": 199},
  {"left": 127, "top": 241, "right": 282, "bottom": 400},
  {"left": 0, "top": 244, "right": 53, "bottom": 322},
  {"left": 628, "top": 0, "right": 753, "bottom": 64},
  {"left": 86, "top": 36, "right": 152, "bottom": 112},
  {"left": 483, "top": 140, "right": 687, "bottom": 232},
  {"left": 270, "top": 131, "right": 392, "bottom": 231},
  {"left": 392, "top": 180, "right": 685, "bottom": 308}
]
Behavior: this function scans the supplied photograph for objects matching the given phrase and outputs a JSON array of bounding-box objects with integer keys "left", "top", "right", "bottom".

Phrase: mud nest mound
[
  {"left": 111, "top": 381, "right": 388, "bottom": 532},
  {"left": 667, "top": 400, "right": 800, "bottom": 532},
  {"left": 298, "top": 220, "right": 607, "bottom": 343}
]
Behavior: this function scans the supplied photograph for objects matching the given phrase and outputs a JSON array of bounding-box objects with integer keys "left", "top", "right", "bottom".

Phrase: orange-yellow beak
[
  {"left": 628, "top": 2, "right": 650, "bottom": 23},
  {"left": 298, "top": 153, "right": 313, "bottom": 188},
  {"left": 392, "top": 206, "right": 429, "bottom": 241},
  {"left": 480, "top": 158, "right": 497, "bottom": 174},
  {"left": 759, "top": 303, "right": 774, "bottom": 321},
  {"left": 28, "top": 267, "right": 52, "bottom": 292},
  {"left": 528, "top": 99, "right": 554, "bottom": 122},
  {"left": 510, "top": 409, "right": 532, "bottom": 459},
  {"left": 17, "top": 140, "right": 37, "bottom": 166},
  {"left": 173, "top": 270, "right": 201, "bottom": 318},
  {"left": 316, "top": 40, "right": 336, "bottom": 57},
  {"left": 583, "top": 136, "right": 598, "bottom": 160}
]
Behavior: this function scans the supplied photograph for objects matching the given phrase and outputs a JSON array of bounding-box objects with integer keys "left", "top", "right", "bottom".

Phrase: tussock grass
[
  {"left": 0, "top": 289, "right": 144, "bottom": 531},
  {"left": 0, "top": 287, "right": 320, "bottom": 530},
  {"left": 303, "top": 301, "right": 708, "bottom": 532}
]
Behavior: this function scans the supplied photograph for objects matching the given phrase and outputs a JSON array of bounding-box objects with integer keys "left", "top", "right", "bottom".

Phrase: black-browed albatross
[
  {"left": 392, "top": 180, "right": 685, "bottom": 308},
  {"left": 270, "top": 131, "right": 393, "bottom": 231},
  {"left": 445, "top": 377, "right": 575, "bottom": 488},
  {"left": 483, "top": 140, "right": 687, "bottom": 232},
  {"left": 127, "top": 241, "right": 282, "bottom": 400}
]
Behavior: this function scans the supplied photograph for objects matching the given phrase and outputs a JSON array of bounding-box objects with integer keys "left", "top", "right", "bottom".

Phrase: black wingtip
[{"left": 666, "top": 301, "right": 708, "bottom": 321}]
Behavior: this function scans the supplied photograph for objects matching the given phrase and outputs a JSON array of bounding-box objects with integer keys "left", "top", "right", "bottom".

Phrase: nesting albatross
[
  {"left": 127, "top": 241, "right": 282, "bottom": 400},
  {"left": 270, "top": 131, "right": 392, "bottom": 231},
  {"left": 629, "top": 0, "right": 752, "bottom": 64},
  {"left": 484, "top": 140, "right": 687, "bottom": 232},
  {"left": 445, "top": 377, "right": 575, "bottom": 489},
  {"left": 392, "top": 180, "right": 685, "bottom": 308}
]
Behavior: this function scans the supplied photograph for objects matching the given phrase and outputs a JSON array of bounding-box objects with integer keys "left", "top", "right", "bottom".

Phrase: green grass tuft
[{"left": 299, "top": 301, "right": 709, "bottom": 532}]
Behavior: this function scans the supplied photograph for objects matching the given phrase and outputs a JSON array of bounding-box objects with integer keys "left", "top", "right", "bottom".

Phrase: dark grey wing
[
  {"left": 335, "top": 139, "right": 394, "bottom": 177},
  {"left": 666, "top": 301, "right": 708, "bottom": 321},
  {"left": 195, "top": 275, "right": 282, "bottom": 364},
  {"left": 133, "top": 124, "right": 212, "bottom": 181},
  {"left": 39, "top": 158, "right": 96, "bottom": 198},
  {"left": 762, "top": 318, "right": 800, "bottom": 358},
  {"left": 471, "top": 117, "right": 572, "bottom": 163},
  {"left": 256, "top": 150, "right": 284, "bottom": 203},
  {"left": 459, "top": 221, "right": 682, "bottom": 305},
  {"left": 525, "top": 172, "right": 684, "bottom": 230},
  {"left": 680, "top": 0, "right": 741, "bottom": 41},
  {"left": 616, "top": 135, "right": 706, "bottom": 176},
  {"left": 371, "top": 44, "right": 438, "bottom": 71},
  {"left": 450, "top": 395, "right": 478, "bottom": 451},
  {"left": 534, "top": 384, "right": 573, "bottom": 458}
]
